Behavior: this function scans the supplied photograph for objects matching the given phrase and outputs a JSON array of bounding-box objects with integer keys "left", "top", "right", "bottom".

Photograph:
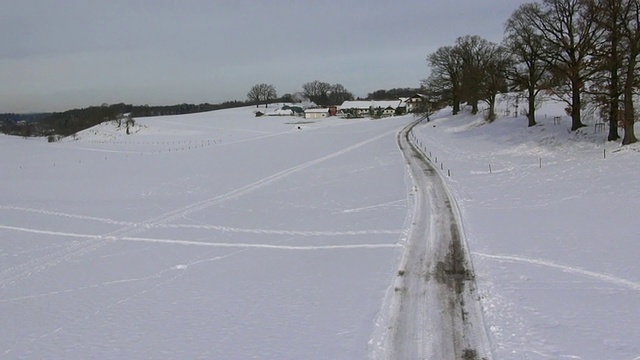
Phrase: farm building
[
  {"left": 338, "top": 100, "right": 406, "bottom": 118},
  {"left": 304, "top": 108, "right": 330, "bottom": 119}
]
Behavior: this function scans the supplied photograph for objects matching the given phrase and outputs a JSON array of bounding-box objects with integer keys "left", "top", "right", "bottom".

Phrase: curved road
[{"left": 379, "top": 119, "right": 493, "bottom": 359}]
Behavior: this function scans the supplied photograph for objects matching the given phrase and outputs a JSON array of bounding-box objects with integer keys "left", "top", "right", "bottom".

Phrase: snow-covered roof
[
  {"left": 304, "top": 108, "right": 329, "bottom": 113},
  {"left": 373, "top": 100, "right": 402, "bottom": 109},
  {"left": 339, "top": 100, "right": 402, "bottom": 110},
  {"left": 407, "top": 93, "right": 427, "bottom": 101}
]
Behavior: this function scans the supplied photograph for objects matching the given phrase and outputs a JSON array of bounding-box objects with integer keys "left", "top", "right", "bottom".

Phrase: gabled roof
[{"left": 407, "top": 93, "right": 427, "bottom": 100}]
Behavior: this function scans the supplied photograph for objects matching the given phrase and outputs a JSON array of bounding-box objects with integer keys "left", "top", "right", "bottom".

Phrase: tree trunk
[
  {"left": 527, "top": 89, "right": 536, "bottom": 127},
  {"left": 471, "top": 101, "right": 478, "bottom": 115},
  {"left": 624, "top": 84, "right": 638, "bottom": 145},
  {"left": 608, "top": 20, "right": 621, "bottom": 141},
  {"left": 622, "top": 51, "right": 638, "bottom": 145},
  {"left": 622, "top": 88, "right": 638, "bottom": 145},
  {"left": 571, "top": 80, "right": 585, "bottom": 130},
  {"left": 608, "top": 96, "right": 620, "bottom": 141},
  {"left": 487, "top": 96, "right": 497, "bottom": 122},
  {"left": 452, "top": 92, "right": 460, "bottom": 115}
]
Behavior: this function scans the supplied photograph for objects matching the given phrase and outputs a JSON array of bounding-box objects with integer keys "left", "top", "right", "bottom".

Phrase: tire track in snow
[
  {"left": 0, "top": 127, "right": 401, "bottom": 288},
  {"left": 0, "top": 205, "right": 401, "bottom": 236},
  {"left": 0, "top": 205, "right": 130, "bottom": 225},
  {"left": 0, "top": 224, "right": 400, "bottom": 250},
  {"left": 474, "top": 252, "right": 640, "bottom": 291},
  {"left": 371, "top": 119, "right": 493, "bottom": 359}
]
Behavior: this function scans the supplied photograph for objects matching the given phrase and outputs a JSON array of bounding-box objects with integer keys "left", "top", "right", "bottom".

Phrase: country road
[{"left": 376, "top": 119, "right": 493, "bottom": 359}]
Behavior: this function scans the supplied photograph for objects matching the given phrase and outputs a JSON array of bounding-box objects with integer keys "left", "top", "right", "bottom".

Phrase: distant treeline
[
  {"left": 366, "top": 88, "right": 421, "bottom": 101},
  {"left": 1, "top": 100, "right": 250, "bottom": 137},
  {"left": 0, "top": 113, "right": 52, "bottom": 123}
]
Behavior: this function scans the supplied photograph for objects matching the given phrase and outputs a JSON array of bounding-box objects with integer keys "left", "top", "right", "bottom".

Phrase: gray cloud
[{"left": 1, "top": 0, "right": 528, "bottom": 113}]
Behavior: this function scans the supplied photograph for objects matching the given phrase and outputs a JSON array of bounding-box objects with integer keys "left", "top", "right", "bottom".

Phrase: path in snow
[
  {"left": 374, "top": 119, "right": 493, "bottom": 359},
  {"left": 474, "top": 252, "right": 640, "bottom": 292}
]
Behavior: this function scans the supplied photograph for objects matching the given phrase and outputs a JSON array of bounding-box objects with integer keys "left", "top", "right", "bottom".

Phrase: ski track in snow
[
  {"left": 0, "top": 205, "right": 401, "bottom": 236},
  {"left": 0, "top": 127, "right": 401, "bottom": 290},
  {"left": 13, "top": 250, "right": 220, "bottom": 349},
  {"left": 474, "top": 252, "right": 640, "bottom": 292},
  {"left": 0, "top": 224, "right": 401, "bottom": 251},
  {"left": 337, "top": 199, "right": 407, "bottom": 214},
  {"left": 0, "top": 250, "right": 243, "bottom": 304}
]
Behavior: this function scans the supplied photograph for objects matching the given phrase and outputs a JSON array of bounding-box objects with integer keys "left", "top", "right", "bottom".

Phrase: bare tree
[
  {"left": 421, "top": 72, "right": 453, "bottom": 113},
  {"left": 426, "top": 46, "right": 464, "bottom": 115},
  {"left": 302, "top": 81, "right": 332, "bottom": 106},
  {"left": 247, "top": 84, "right": 263, "bottom": 107},
  {"left": 587, "top": 0, "right": 640, "bottom": 144},
  {"left": 265, "top": 85, "right": 277, "bottom": 107},
  {"left": 114, "top": 113, "right": 125, "bottom": 128},
  {"left": 125, "top": 114, "right": 135, "bottom": 135},
  {"left": 328, "top": 83, "right": 354, "bottom": 105},
  {"left": 449, "top": 35, "right": 510, "bottom": 120},
  {"left": 588, "top": 0, "right": 624, "bottom": 140},
  {"left": 480, "top": 44, "right": 511, "bottom": 122},
  {"left": 456, "top": 35, "right": 488, "bottom": 114},
  {"left": 524, "top": 0, "right": 605, "bottom": 131},
  {"left": 505, "top": 3, "right": 554, "bottom": 127},
  {"left": 618, "top": 0, "right": 640, "bottom": 144},
  {"left": 247, "top": 83, "right": 277, "bottom": 108}
]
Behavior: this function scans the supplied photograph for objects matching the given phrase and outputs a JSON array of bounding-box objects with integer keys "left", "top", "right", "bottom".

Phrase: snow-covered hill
[
  {"left": 1, "top": 100, "right": 638, "bottom": 359},
  {"left": 411, "top": 98, "right": 640, "bottom": 359},
  {"left": 0, "top": 108, "right": 413, "bottom": 358}
]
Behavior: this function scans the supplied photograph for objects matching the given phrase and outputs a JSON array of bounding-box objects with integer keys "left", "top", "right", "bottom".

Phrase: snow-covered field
[
  {"left": 411, "top": 99, "right": 640, "bottom": 359},
  {"left": 2, "top": 100, "right": 639, "bottom": 359},
  {"left": 0, "top": 108, "right": 413, "bottom": 358}
]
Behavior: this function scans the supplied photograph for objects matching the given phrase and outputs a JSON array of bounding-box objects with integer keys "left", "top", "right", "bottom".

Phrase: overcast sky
[{"left": 1, "top": 0, "right": 529, "bottom": 113}]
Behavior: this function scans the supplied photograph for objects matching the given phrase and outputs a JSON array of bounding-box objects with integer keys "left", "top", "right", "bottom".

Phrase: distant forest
[
  {"left": 366, "top": 88, "right": 421, "bottom": 100},
  {"left": 0, "top": 100, "right": 252, "bottom": 138}
]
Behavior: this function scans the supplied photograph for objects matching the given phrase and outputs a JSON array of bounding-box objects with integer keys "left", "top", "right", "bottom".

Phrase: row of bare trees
[
  {"left": 424, "top": 36, "right": 510, "bottom": 122},
  {"left": 247, "top": 83, "right": 278, "bottom": 108},
  {"left": 423, "top": 0, "right": 640, "bottom": 145},
  {"left": 301, "top": 81, "right": 354, "bottom": 106},
  {"left": 248, "top": 81, "right": 354, "bottom": 108}
]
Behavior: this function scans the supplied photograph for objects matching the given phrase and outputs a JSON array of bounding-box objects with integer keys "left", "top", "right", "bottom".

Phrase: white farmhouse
[{"left": 405, "top": 94, "right": 427, "bottom": 113}]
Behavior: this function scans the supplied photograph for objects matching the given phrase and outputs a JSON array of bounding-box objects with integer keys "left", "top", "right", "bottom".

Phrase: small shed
[{"left": 304, "top": 108, "right": 329, "bottom": 119}]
